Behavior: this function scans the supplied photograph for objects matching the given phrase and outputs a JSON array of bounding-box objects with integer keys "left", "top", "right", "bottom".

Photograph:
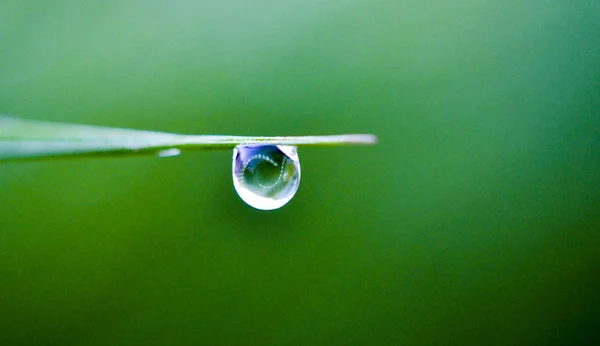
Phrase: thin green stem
[
  {"left": 179, "top": 133, "right": 377, "bottom": 148},
  {"left": 0, "top": 116, "right": 377, "bottom": 161}
]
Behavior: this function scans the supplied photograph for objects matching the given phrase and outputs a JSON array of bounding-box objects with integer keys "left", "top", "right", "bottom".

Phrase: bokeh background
[{"left": 1, "top": 1, "right": 599, "bottom": 345}]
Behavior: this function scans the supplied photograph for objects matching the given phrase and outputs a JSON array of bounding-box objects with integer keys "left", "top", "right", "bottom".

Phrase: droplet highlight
[{"left": 232, "top": 145, "right": 301, "bottom": 210}]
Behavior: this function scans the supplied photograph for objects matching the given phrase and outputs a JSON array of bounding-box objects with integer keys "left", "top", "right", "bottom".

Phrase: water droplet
[
  {"left": 232, "top": 145, "right": 301, "bottom": 210},
  {"left": 157, "top": 148, "right": 181, "bottom": 158}
]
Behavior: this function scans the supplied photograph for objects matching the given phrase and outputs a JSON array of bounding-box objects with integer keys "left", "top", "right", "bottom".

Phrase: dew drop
[
  {"left": 232, "top": 145, "right": 301, "bottom": 210},
  {"left": 157, "top": 148, "right": 181, "bottom": 158}
]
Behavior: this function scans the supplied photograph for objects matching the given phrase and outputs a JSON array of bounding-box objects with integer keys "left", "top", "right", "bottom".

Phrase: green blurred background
[{"left": 1, "top": 1, "right": 599, "bottom": 345}]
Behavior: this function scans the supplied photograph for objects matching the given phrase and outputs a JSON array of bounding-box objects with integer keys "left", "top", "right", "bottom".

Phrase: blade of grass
[{"left": 0, "top": 116, "right": 377, "bottom": 161}]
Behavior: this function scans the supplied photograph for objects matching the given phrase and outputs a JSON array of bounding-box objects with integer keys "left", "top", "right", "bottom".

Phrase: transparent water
[{"left": 232, "top": 145, "right": 301, "bottom": 210}]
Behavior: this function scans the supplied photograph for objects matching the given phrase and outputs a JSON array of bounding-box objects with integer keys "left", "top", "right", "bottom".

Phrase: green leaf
[{"left": 0, "top": 116, "right": 377, "bottom": 161}]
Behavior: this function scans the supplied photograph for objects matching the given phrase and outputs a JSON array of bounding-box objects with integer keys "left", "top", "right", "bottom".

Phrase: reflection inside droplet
[{"left": 232, "top": 145, "right": 301, "bottom": 210}]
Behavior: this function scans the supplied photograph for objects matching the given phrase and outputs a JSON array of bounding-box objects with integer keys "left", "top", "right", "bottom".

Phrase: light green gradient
[{"left": 1, "top": 1, "right": 599, "bottom": 345}]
